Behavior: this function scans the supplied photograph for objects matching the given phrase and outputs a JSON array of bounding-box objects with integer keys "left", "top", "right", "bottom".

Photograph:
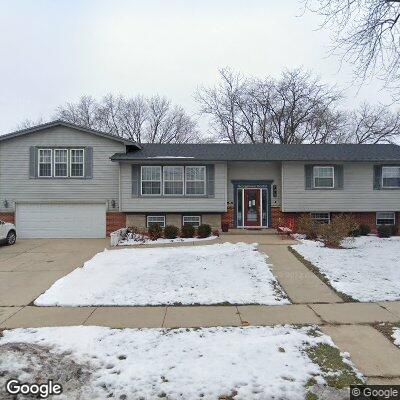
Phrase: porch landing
[{"left": 224, "top": 228, "right": 277, "bottom": 235}]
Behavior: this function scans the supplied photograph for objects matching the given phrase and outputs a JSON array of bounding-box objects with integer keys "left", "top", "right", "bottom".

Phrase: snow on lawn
[
  {"left": 118, "top": 234, "right": 218, "bottom": 246},
  {"left": 393, "top": 328, "right": 400, "bottom": 347},
  {"left": 35, "top": 242, "right": 289, "bottom": 306},
  {"left": 292, "top": 236, "right": 400, "bottom": 302},
  {"left": 0, "top": 325, "right": 355, "bottom": 400}
]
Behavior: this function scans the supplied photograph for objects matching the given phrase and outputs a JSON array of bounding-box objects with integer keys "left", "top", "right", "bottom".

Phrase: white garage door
[{"left": 16, "top": 203, "right": 106, "bottom": 238}]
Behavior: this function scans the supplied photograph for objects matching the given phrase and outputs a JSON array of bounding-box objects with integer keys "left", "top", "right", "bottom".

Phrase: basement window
[
  {"left": 146, "top": 215, "right": 165, "bottom": 228},
  {"left": 376, "top": 212, "right": 395, "bottom": 226},
  {"left": 182, "top": 215, "right": 201, "bottom": 228},
  {"left": 310, "top": 212, "right": 331, "bottom": 224}
]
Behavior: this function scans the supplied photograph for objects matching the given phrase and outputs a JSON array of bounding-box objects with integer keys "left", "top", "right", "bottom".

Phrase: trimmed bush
[
  {"left": 148, "top": 223, "right": 163, "bottom": 241},
  {"left": 359, "top": 224, "right": 371, "bottom": 236},
  {"left": 181, "top": 224, "right": 195, "bottom": 238},
  {"left": 318, "top": 214, "right": 358, "bottom": 248},
  {"left": 164, "top": 225, "right": 179, "bottom": 239},
  {"left": 197, "top": 224, "right": 212, "bottom": 238},
  {"left": 377, "top": 225, "right": 394, "bottom": 238},
  {"left": 296, "top": 214, "right": 319, "bottom": 240}
]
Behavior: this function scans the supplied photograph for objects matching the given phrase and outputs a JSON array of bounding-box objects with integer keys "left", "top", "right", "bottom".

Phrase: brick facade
[
  {"left": 221, "top": 202, "right": 234, "bottom": 228},
  {"left": 271, "top": 208, "right": 400, "bottom": 234},
  {"left": 221, "top": 205, "right": 400, "bottom": 234},
  {"left": 106, "top": 212, "right": 126, "bottom": 236},
  {"left": 0, "top": 213, "right": 15, "bottom": 224}
]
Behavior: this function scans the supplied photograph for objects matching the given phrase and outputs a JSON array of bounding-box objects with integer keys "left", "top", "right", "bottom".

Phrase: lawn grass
[
  {"left": 373, "top": 322, "right": 400, "bottom": 345},
  {"left": 304, "top": 340, "right": 363, "bottom": 399},
  {"left": 288, "top": 247, "right": 357, "bottom": 303}
]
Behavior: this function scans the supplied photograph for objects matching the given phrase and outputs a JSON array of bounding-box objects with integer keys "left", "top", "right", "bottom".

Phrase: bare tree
[
  {"left": 54, "top": 94, "right": 198, "bottom": 143},
  {"left": 342, "top": 102, "right": 400, "bottom": 143},
  {"left": 196, "top": 68, "right": 342, "bottom": 144},
  {"left": 305, "top": 0, "right": 400, "bottom": 90},
  {"left": 195, "top": 68, "right": 248, "bottom": 143},
  {"left": 55, "top": 95, "right": 98, "bottom": 128},
  {"left": 15, "top": 117, "right": 45, "bottom": 130}
]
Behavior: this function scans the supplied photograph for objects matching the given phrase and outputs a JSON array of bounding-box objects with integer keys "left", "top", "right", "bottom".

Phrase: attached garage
[{"left": 16, "top": 203, "right": 106, "bottom": 238}]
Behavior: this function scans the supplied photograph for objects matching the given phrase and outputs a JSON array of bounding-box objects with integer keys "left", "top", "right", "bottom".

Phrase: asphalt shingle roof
[{"left": 111, "top": 143, "right": 400, "bottom": 162}]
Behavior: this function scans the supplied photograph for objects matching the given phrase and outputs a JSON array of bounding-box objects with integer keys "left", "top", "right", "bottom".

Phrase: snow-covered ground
[
  {"left": 292, "top": 236, "right": 400, "bottom": 302},
  {"left": 118, "top": 233, "right": 218, "bottom": 246},
  {"left": 35, "top": 243, "right": 289, "bottom": 306},
  {"left": 0, "top": 325, "right": 357, "bottom": 400},
  {"left": 393, "top": 328, "right": 400, "bottom": 347}
]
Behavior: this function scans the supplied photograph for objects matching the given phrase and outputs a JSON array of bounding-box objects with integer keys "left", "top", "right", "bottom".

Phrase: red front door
[{"left": 244, "top": 189, "right": 261, "bottom": 227}]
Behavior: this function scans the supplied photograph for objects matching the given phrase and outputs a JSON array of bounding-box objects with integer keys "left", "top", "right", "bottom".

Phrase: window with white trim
[
  {"left": 183, "top": 215, "right": 201, "bottom": 227},
  {"left": 38, "top": 149, "right": 52, "bottom": 177},
  {"left": 376, "top": 212, "right": 395, "bottom": 225},
  {"left": 185, "top": 166, "right": 206, "bottom": 195},
  {"left": 146, "top": 215, "right": 165, "bottom": 228},
  {"left": 310, "top": 212, "right": 331, "bottom": 224},
  {"left": 313, "top": 166, "right": 334, "bottom": 188},
  {"left": 382, "top": 166, "right": 400, "bottom": 188},
  {"left": 163, "top": 166, "right": 184, "bottom": 195},
  {"left": 54, "top": 149, "right": 68, "bottom": 177},
  {"left": 141, "top": 166, "right": 161, "bottom": 195},
  {"left": 70, "top": 149, "right": 84, "bottom": 177}
]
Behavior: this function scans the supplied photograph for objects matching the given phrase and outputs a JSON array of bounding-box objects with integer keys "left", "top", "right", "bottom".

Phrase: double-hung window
[
  {"left": 54, "top": 149, "right": 68, "bottom": 177},
  {"left": 38, "top": 149, "right": 52, "bottom": 177},
  {"left": 141, "top": 166, "right": 161, "bottom": 195},
  {"left": 313, "top": 166, "right": 334, "bottom": 188},
  {"left": 163, "top": 166, "right": 184, "bottom": 195},
  {"left": 382, "top": 166, "right": 400, "bottom": 188},
  {"left": 376, "top": 212, "right": 395, "bottom": 225},
  {"left": 185, "top": 166, "right": 206, "bottom": 195},
  {"left": 70, "top": 149, "right": 84, "bottom": 177}
]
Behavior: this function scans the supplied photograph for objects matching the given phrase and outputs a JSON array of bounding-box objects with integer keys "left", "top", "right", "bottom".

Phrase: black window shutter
[
  {"left": 85, "top": 147, "right": 93, "bottom": 179},
  {"left": 132, "top": 165, "right": 140, "bottom": 196},
  {"left": 334, "top": 165, "right": 343, "bottom": 189},
  {"left": 373, "top": 165, "right": 382, "bottom": 190},
  {"left": 305, "top": 165, "right": 313, "bottom": 189},
  {"left": 206, "top": 164, "right": 215, "bottom": 197},
  {"left": 29, "top": 146, "right": 37, "bottom": 178}
]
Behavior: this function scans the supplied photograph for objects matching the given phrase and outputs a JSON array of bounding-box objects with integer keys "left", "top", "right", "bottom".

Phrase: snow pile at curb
[
  {"left": 292, "top": 236, "right": 400, "bottom": 302},
  {"left": 0, "top": 325, "right": 343, "bottom": 400},
  {"left": 35, "top": 242, "right": 289, "bottom": 306}
]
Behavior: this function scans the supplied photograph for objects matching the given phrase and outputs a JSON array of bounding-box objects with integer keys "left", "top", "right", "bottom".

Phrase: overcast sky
[{"left": 0, "top": 0, "right": 394, "bottom": 135}]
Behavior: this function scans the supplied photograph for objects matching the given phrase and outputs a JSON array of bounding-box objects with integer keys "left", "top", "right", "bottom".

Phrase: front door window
[{"left": 244, "top": 189, "right": 261, "bottom": 226}]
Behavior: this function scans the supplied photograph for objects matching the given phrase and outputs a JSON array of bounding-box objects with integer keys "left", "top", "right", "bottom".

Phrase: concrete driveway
[{"left": 0, "top": 239, "right": 109, "bottom": 306}]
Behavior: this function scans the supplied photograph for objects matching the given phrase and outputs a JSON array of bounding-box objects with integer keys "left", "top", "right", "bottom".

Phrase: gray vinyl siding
[
  {"left": 282, "top": 161, "right": 400, "bottom": 212},
  {"left": 227, "top": 162, "right": 281, "bottom": 207},
  {"left": 120, "top": 162, "right": 227, "bottom": 212},
  {"left": 0, "top": 126, "right": 124, "bottom": 212}
]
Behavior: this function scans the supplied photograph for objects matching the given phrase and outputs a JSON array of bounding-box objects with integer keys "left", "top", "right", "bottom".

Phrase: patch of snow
[
  {"left": 292, "top": 236, "right": 400, "bottom": 302},
  {"left": 35, "top": 243, "right": 289, "bottom": 306},
  {"left": 0, "top": 325, "right": 340, "bottom": 400},
  {"left": 393, "top": 328, "right": 400, "bottom": 346},
  {"left": 118, "top": 234, "right": 218, "bottom": 246}
]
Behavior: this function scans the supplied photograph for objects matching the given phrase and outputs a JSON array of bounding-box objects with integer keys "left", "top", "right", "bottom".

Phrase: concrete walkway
[{"left": 1, "top": 235, "right": 400, "bottom": 383}]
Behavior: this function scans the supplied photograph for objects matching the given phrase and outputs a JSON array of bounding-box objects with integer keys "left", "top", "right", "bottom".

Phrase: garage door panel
[{"left": 16, "top": 203, "right": 106, "bottom": 238}]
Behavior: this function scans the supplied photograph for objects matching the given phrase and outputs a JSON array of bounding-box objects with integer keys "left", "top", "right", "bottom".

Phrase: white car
[{"left": 0, "top": 220, "right": 16, "bottom": 245}]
